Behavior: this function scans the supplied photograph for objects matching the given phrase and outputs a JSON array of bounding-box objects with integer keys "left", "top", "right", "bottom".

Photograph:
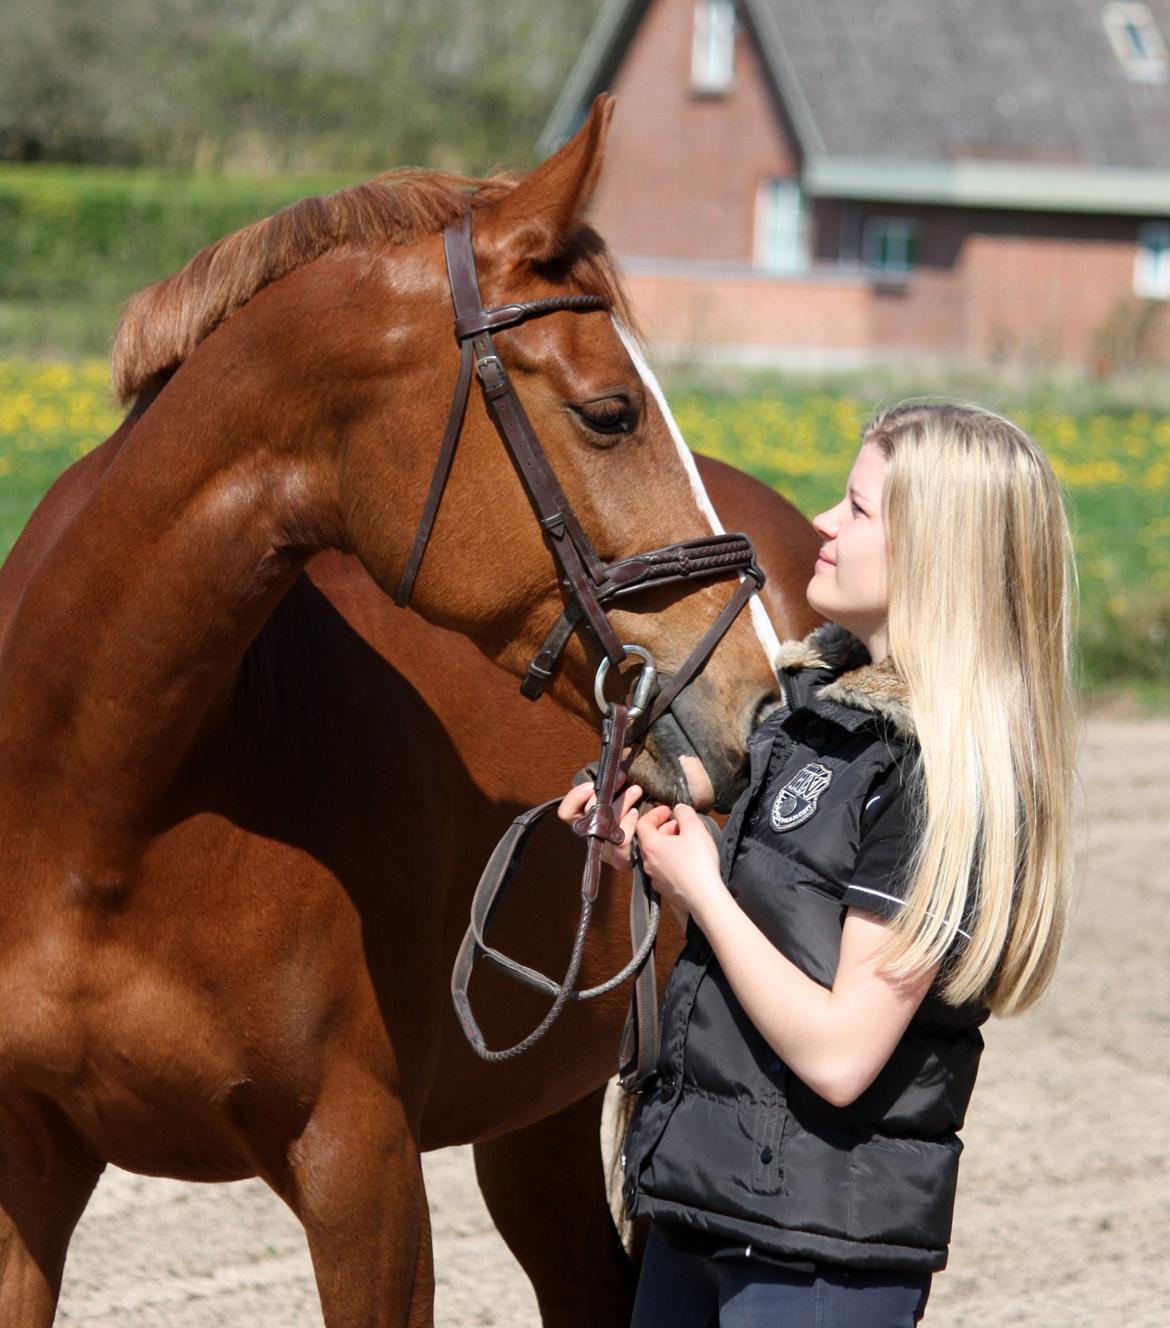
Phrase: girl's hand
[
  {"left": 635, "top": 803, "right": 725, "bottom": 916},
  {"left": 557, "top": 778, "right": 643, "bottom": 871}
]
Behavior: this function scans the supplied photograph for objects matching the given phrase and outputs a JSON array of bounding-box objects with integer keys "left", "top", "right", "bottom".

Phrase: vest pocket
[
  {"left": 847, "top": 1133, "right": 963, "bottom": 1246},
  {"left": 736, "top": 1087, "right": 787, "bottom": 1196}
]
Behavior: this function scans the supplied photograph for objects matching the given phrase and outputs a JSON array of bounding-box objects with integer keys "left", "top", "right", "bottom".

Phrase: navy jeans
[{"left": 631, "top": 1225, "right": 931, "bottom": 1328}]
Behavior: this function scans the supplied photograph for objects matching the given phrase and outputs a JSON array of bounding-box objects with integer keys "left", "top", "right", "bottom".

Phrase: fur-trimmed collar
[{"left": 775, "top": 623, "right": 915, "bottom": 740}]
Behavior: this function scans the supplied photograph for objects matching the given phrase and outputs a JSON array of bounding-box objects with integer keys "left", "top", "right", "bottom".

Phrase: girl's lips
[{"left": 816, "top": 552, "right": 835, "bottom": 567}]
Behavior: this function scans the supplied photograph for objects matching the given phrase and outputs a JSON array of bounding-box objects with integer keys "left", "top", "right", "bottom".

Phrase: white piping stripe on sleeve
[
  {"left": 846, "top": 884, "right": 907, "bottom": 910},
  {"left": 844, "top": 881, "right": 908, "bottom": 913},
  {"left": 845, "top": 884, "right": 972, "bottom": 941}
]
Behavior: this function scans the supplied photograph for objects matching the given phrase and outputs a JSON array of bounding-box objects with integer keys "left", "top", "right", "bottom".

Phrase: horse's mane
[{"left": 111, "top": 170, "right": 631, "bottom": 405}]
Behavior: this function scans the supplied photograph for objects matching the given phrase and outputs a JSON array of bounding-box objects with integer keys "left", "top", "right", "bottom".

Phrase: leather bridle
[{"left": 398, "top": 203, "right": 767, "bottom": 1086}]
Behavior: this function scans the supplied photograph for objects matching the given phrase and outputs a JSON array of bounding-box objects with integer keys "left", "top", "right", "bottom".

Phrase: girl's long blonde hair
[{"left": 868, "top": 402, "right": 1077, "bottom": 1015}]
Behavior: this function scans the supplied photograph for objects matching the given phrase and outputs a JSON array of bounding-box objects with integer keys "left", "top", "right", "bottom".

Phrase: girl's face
[{"left": 807, "top": 442, "right": 889, "bottom": 650}]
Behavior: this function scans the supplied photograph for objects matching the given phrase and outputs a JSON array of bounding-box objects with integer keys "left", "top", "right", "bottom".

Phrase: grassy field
[{"left": 0, "top": 358, "right": 1167, "bottom": 702}]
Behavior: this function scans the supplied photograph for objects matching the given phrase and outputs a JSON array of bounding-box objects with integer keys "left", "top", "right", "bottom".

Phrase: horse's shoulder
[{"left": 0, "top": 429, "right": 128, "bottom": 646}]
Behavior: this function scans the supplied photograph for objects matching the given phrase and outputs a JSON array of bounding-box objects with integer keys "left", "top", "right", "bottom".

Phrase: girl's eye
[
  {"left": 851, "top": 500, "right": 864, "bottom": 515},
  {"left": 572, "top": 398, "right": 637, "bottom": 436}
]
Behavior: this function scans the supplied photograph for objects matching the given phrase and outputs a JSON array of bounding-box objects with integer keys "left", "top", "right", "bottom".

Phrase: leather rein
[{"left": 397, "top": 204, "right": 765, "bottom": 1087}]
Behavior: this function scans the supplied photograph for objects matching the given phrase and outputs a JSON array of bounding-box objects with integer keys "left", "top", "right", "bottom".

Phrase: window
[
  {"left": 1135, "top": 222, "right": 1170, "bottom": 298},
  {"left": 692, "top": 0, "right": 735, "bottom": 94},
  {"left": 864, "top": 217, "right": 919, "bottom": 274},
  {"left": 1103, "top": 3, "right": 1169, "bottom": 82},
  {"left": 754, "top": 179, "right": 808, "bottom": 273}
]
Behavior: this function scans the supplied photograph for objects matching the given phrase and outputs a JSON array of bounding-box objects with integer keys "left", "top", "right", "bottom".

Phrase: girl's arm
[{"left": 635, "top": 804, "right": 938, "bottom": 1108}]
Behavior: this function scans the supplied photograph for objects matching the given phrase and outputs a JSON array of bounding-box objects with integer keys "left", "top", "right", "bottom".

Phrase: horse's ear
[{"left": 482, "top": 94, "right": 615, "bottom": 263}]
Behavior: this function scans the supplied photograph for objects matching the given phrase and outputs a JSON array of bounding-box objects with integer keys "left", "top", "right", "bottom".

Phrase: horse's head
[
  {"left": 334, "top": 98, "right": 782, "bottom": 809},
  {"left": 112, "top": 98, "right": 783, "bottom": 810}
]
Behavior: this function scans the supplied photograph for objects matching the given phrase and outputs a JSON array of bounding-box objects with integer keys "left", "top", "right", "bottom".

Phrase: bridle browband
[{"left": 400, "top": 203, "right": 768, "bottom": 1084}]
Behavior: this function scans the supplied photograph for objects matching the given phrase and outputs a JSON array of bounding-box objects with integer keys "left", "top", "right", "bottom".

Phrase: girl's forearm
[
  {"left": 664, "top": 896, "right": 691, "bottom": 931},
  {"left": 688, "top": 876, "right": 911, "bottom": 1107}
]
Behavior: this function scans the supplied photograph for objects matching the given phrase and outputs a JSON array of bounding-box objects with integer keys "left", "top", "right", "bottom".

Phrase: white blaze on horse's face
[{"left": 613, "top": 320, "right": 784, "bottom": 673}]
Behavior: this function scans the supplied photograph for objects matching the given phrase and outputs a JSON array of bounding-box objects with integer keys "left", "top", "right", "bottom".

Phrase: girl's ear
[{"left": 479, "top": 94, "right": 615, "bottom": 265}]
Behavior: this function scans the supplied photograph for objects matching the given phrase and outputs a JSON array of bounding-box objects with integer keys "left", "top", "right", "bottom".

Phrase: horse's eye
[{"left": 572, "top": 397, "right": 637, "bottom": 437}]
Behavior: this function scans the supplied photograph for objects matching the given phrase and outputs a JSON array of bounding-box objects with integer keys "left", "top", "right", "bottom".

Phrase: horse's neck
[{"left": 0, "top": 360, "right": 337, "bottom": 872}]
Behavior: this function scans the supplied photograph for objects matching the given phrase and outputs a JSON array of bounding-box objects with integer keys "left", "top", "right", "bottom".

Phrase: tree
[{"left": 0, "top": 0, "right": 603, "bottom": 172}]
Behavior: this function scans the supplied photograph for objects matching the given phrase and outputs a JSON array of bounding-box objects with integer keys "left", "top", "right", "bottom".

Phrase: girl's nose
[{"left": 811, "top": 504, "right": 838, "bottom": 539}]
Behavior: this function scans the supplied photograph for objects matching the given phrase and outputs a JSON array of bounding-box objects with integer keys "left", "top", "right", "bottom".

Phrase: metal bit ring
[{"left": 594, "top": 645, "right": 658, "bottom": 720}]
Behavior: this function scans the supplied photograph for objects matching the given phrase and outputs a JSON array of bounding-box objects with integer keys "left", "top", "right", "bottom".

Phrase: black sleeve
[{"left": 840, "top": 763, "right": 921, "bottom": 924}]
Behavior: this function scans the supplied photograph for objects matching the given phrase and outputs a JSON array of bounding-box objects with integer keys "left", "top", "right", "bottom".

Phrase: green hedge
[{"left": 0, "top": 165, "right": 357, "bottom": 355}]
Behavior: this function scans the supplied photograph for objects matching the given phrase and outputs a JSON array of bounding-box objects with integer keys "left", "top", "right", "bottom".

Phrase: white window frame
[
  {"left": 1135, "top": 221, "right": 1170, "bottom": 299},
  {"left": 753, "top": 178, "right": 808, "bottom": 274},
  {"left": 863, "top": 217, "right": 919, "bottom": 275},
  {"left": 692, "top": 0, "right": 736, "bottom": 94},
  {"left": 1103, "top": 2, "right": 1169, "bottom": 83}
]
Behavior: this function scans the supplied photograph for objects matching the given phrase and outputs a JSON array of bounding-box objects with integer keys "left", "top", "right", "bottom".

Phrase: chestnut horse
[{"left": 0, "top": 106, "right": 820, "bottom": 1328}]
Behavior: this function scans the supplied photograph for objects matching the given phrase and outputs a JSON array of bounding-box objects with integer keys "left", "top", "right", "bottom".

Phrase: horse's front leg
[
  {"left": 0, "top": 1096, "right": 106, "bottom": 1328},
  {"left": 284, "top": 1060, "right": 434, "bottom": 1328},
  {"left": 473, "top": 1084, "right": 636, "bottom": 1328}
]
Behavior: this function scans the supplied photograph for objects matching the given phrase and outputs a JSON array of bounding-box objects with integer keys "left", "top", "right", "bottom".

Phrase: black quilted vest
[{"left": 621, "top": 659, "right": 988, "bottom": 1273}]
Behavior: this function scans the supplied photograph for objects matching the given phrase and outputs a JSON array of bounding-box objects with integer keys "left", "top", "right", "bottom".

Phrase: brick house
[{"left": 540, "top": 0, "right": 1170, "bottom": 369}]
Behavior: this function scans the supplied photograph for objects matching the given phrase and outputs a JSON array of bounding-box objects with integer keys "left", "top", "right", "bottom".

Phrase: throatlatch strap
[
  {"left": 520, "top": 603, "right": 581, "bottom": 700},
  {"left": 395, "top": 335, "right": 476, "bottom": 607}
]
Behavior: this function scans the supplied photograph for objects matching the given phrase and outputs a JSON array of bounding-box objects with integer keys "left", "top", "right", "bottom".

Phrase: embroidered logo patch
[{"left": 770, "top": 763, "right": 833, "bottom": 832}]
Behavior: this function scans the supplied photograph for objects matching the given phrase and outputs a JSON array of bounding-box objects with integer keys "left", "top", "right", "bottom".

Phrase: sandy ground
[{"left": 55, "top": 718, "right": 1169, "bottom": 1327}]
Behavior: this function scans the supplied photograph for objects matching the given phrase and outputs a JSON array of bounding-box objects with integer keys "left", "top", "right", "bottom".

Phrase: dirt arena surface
[{"left": 56, "top": 718, "right": 1169, "bottom": 1327}]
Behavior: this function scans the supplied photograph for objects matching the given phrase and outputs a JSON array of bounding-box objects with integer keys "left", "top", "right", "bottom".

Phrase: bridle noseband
[{"left": 400, "top": 203, "right": 769, "bottom": 1084}]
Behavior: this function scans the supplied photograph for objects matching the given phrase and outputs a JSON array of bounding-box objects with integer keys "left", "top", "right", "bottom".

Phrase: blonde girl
[{"left": 560, "top": 401, "right": 1077, "bottom": 1327}]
